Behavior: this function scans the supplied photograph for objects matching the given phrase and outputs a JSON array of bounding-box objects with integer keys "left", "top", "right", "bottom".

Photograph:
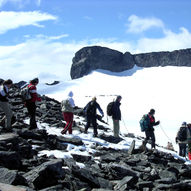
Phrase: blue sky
[{"left": 0, "top": 0, "right": 191, "bottom": 82}]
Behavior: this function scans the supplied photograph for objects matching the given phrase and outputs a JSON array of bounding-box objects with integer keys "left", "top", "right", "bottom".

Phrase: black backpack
[
  {"left": 107, "top": 102, "right": 114, "bottom": 116},
  {"left": 177, "top": 127, "right": 187, "bottom": 141}
]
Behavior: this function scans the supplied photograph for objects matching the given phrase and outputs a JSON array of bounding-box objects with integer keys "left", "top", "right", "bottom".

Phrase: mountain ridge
[{"left": 70, "top": 46, "right": 191, "bottom": 79}]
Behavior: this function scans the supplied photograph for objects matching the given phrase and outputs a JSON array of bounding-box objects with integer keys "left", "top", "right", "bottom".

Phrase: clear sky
[{"left": 0, "top": 0, "right": 191, "bottom": 82}]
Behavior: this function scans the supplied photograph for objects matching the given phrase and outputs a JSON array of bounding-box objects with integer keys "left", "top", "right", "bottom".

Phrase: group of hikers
[
  {"left": 0, "top": 78, "right": 191, "bottom": 160},
  {"left": 0, "top": 78, "right": 41, "bottom": 131},
  {"left": 61, "top": 93, "right": 122, "bottom": 138}
]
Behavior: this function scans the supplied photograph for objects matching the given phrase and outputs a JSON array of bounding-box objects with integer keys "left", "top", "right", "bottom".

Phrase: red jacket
[{"left": 28, "top": 83, "right": 41, "bottom": 102}]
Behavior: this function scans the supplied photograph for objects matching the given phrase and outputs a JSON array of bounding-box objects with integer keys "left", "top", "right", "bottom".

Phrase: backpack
[
  {"left": 20, "top": 85, "right": 31, "bottom": 101},
  {"left": 140, "top": 114, "right": 149, "bottom": 132},
  {"left": 107, "top": 102, "right": 114, "bottom": 116},
  {"left": 61, "top": 99, "right": 73, "bottom": 112},
  {"left": 177, "top": 127, "right": 187, "bottom": 141}
]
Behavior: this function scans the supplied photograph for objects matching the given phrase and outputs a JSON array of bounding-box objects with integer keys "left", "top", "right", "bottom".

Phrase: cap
[
  {"left": 30, "top": 78, "right": 39, "bottom": 84},
  {"left": 149, "top": 109, "right": 155, "bottom": 114},
  {"left": 182, "top": 122, "right": 187, "bottom": 126}
]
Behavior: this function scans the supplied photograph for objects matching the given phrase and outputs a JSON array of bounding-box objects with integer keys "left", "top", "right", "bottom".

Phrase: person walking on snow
[
  {"left": 142, "top": 109, "right": 160, "bottom": 150},
  {"left": 111, "top": 95, "right": 122, "bottom": 138},
  {"left": 0, "top": 79, "right": 13, "bottom": 130},
  {"left": 84, "top": 97, "right": 104, "bottom": 137},
  {"left": 25, "top": 78, "right": 41, "bottom": 130},
  {"left": 61, "top": 91, "right": 75, "bottom": 134}
]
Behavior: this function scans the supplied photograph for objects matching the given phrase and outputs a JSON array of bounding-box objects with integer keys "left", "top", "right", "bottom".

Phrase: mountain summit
[{"left": 70, "top": 46, "right": 191, "bottom": 79}]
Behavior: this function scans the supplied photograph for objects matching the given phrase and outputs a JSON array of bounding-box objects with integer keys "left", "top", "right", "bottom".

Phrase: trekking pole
[
  {"left": 121, "top": 115, "right": 129, "bottom": 134},
  {"left": 159, "top": 123, "right": 176, "bottom": 144}
]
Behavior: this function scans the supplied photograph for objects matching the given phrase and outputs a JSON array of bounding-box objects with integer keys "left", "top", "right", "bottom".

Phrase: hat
[
  {"left": 182, "top": 122, "right": 187, "bottom": 126},
  {"left": 116, "top": 95, "right": 122, "bottom": 101},
  {"left": 30, "top": 78, "right": 39, "bottom": 84},
  {"left": 68, "top": 91, "right": 73, "bottom": 97},
  {"left": 149, "top": 109, "right": 155, "bottom": 114}
]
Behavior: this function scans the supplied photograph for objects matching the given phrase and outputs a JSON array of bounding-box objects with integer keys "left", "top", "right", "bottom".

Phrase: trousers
[
  {"left": 0, "top": 101, "right": 13, "bottom": 129},
  {"left": 62, "top": 112, "right": 73, "bottom": 134}
]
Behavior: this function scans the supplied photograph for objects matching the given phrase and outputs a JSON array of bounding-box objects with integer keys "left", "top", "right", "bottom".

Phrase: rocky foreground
[{"left": 0, "top": 84, "right": 191, "bottom": 191}]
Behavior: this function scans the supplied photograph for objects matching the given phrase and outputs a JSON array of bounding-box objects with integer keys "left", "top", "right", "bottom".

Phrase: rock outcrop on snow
[
  {"left": 70, "top": 46, "right": 191, "bottom": 79},
  {"left": 0, "top": 83, "right": 191, "bottom": 190}
]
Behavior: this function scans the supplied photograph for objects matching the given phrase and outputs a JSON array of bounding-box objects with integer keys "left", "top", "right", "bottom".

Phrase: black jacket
[
  {"left": 112, "top": 101, "right": 121, "bottom": 120},
  {"left": 84, "top": 101, "right": 103, "bottom": 118}
]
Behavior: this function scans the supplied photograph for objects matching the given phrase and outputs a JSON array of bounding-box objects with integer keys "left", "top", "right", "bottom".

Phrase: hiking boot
[
  {"left": 4, "top": 128, "right": 12, "bottom": 133},
  {"left": 151, "top": 148, "right": 157, "bottom": 153},
  {"left": 61, "top": 129, "right": 66, "bottom": 134},
  {"left": 141, "top": 140, "right": 147, "bottom": 152}
]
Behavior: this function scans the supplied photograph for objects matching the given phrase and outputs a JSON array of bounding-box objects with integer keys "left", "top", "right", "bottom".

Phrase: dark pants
[
  {"left": 26, "top": 101, "right": 37, "bottom": 129},
  {"left": 85, "top": 116, "right": 97, "bottom": 136},
  {"left": 179, "top": 143, "right": 187, "bottom": 157},
  {"left": 145, "top": 130, "right": 156, "bottom": 149}
]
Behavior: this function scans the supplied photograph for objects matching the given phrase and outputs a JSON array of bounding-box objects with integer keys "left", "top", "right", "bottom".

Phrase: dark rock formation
[
  {"left": 45, "top": 81, "right": 60, "bottom": 86},
  {"left": 70, "top": 46, "right": 191, "bottom": 79},
  {"left": 134, "top": 48, "right": 191, "bottom": 67},
  {"left": 70, "top": 46, "right": 135, "bottom": 79}
]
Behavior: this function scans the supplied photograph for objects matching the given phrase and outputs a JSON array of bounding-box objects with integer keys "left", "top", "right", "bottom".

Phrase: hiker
[
  {"left": 25, "top": 78, "right": 41, "bottom": 130},
  {"left": 61, "top": 91, "right": 75, "bottom": 134},
  {"left": 142, "top": 109, "right": 160, "bottom": 150},
  {"left": 84, "top": 97, "right": 104, "bottom": 137},
  {"left": 175, "top": 122, "right": 191, "bottom": 159},
  {"left": 111, "top": 95, "right": 122, "bottom": 137},
  {"left": 0, "top": 79, "right": 13, "bottom": 130}
]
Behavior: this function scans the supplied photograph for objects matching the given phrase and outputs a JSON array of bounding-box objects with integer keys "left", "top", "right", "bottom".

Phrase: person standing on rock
[
  {"left": 142, "top": 109, "right": 160, "bottom": 150},
  {"left": 25, "top": 78, "right": 41, "bottom": 130},
  {"left": 84, "top": 97, "right": 104, "bottom": 137},
  {"left": 111, "top": 95, "right": 122, "bottom": 138},
  {"left": 175, "top": 122, "right": 188, "bottom": 158},
  {"left": 61, "top": 91, "right": 75, "bottom": 134},
  {"left": 0, "top": 79, "right": 13, "bottom": 131}
]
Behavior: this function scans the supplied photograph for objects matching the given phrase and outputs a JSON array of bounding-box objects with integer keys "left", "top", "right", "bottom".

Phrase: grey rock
[
  {"left": 0, "top": 167, "right": 27, "bottom": 186},
  {"left": 24, "top": 159, "right": 64, "bottom": 190}
]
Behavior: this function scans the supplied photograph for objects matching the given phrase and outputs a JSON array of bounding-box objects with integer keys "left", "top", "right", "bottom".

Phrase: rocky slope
[
  {"left": 0, "top": 83, "right": 191, "bottom": 191},
  {"left": 70, "top": 46, "right": 191, "bottom": 79}
]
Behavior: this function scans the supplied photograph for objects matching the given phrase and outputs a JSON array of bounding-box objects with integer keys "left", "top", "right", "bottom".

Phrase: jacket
[
  {"left": 144, "top": 114, "right": 159, "bottom": 131},
  {"left": 27, "top": 84, "right": 41, "bottom": 102},
  {"left": 0, "top": 85, "right": 9, "bottom": 102},
  {"left": 176, "top": 126, "right": 191, "bottom": 144},
  {"left": 112, "top": 101, "right": 121, "bottom": 120},
  {"left": 84, "top": 101, "right": 103, "bottom": 118}
]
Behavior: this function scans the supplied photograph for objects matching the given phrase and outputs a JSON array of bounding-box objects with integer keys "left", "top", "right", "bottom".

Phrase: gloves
[{"left": 155, "top": 121, "right": 160, "bottom": 125}]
